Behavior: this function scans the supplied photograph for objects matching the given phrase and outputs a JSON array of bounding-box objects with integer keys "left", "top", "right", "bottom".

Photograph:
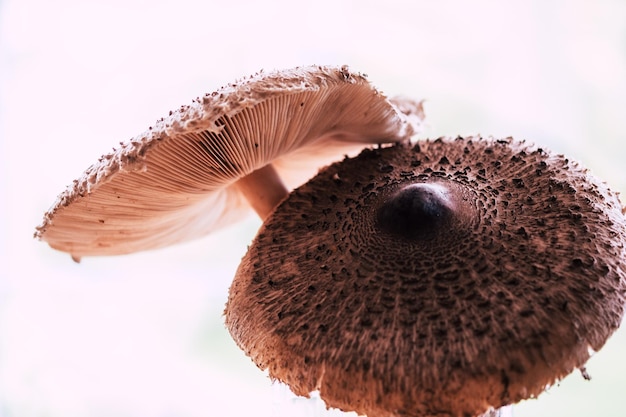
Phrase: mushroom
[
  {"left": 34, "top": 65, "right": 424, "bottom": 259},
  {"left": 225, "top": 136, "right": 626, "bottom": 417}
]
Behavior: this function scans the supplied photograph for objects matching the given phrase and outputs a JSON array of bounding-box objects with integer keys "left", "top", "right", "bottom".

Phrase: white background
[{"left": 1, "top": 0, "right": 625, "bottom": 416}]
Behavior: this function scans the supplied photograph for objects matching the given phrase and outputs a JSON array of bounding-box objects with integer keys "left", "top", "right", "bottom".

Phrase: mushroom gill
[{"left": 35, "top": 65, "right": 424, "bottom": 259}]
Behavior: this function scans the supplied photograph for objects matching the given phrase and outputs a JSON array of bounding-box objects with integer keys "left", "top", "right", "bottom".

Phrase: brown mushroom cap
[
  {"left": 225, "top": 136, "right": 626, "bottom": 417},
  {"left": 35, "top": 65, "right": 424, "bottom": 258}
]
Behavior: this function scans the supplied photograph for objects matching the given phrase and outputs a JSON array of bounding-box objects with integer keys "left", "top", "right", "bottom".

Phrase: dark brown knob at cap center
[{"left": 377, "top": 183, "right": 455, "bottom": 240}]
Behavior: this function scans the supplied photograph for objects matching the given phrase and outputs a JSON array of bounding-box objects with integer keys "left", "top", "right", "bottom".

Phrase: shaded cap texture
[{"left": 226, "top": 136, "right": 626, "bottom": 417}]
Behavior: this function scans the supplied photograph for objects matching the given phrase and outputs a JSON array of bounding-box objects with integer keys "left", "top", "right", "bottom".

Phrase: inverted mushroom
[
  {"left": 225, "top": 136, "right": 626, "bottom": 417},
  {"left": 35, "top": 65, "right": 424, "bottom": 259}
]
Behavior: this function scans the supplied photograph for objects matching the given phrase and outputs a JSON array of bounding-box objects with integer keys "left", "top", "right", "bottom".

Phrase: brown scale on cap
[{"left": 225, "top": 136, "right": 626, "bottom": 417}]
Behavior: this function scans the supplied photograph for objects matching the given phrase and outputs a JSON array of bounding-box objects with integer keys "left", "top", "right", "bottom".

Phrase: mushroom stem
[{"left": 235, "top": 164, "right": 289, "bottom": 220}]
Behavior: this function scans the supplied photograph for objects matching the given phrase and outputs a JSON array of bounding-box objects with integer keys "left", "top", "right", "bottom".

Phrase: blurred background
[{"left": 1, "top": 0, "right": 625, "bottom": 416}]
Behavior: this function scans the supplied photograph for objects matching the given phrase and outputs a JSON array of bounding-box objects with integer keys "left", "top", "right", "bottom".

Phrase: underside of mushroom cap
[
  {"left": 225, "top": 136, "right": 626, "bottom": 417},
  {"left": 35, "top": 65, "right": 424, "bottom": 258}
]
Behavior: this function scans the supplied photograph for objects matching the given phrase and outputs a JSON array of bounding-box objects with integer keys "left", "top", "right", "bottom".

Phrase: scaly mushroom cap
[
  {"left": 35, "top": 65, "right": 423, "bottom": 258},
  {"left": 226, "top": 136, "right": 626, "bottom": 417}
]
